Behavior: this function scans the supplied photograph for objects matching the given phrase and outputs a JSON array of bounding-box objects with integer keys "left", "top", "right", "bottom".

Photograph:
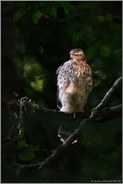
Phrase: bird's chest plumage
[
  {"left": 58, "top": 60, "right": 88, "bottom": 94},
  {"left": 56, "top": 58, "right": 93, "bottom": 113},
  {"left": 66, "top": 60, "right": 89, "bottom": 85}
]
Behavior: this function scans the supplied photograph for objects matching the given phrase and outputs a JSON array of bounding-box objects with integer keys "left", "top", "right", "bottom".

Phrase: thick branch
[
  {"left": 17, "top": 107, "right": 121, "bottom": 174},
  {"left": 6, "top": 77, "right": 121, "bottom": 175},
  {"left": 17, "top": 104, "right": 121, "bottom": 174}
]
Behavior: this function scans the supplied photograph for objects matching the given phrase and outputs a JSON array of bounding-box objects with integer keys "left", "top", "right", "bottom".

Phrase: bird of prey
[{"left": 56, "top": 48, "right": 93, "bottom": 117}]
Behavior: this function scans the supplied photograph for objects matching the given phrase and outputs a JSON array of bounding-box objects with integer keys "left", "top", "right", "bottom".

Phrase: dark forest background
[{"left": 1, "top": 1, "right": 122, "bottom": 183}]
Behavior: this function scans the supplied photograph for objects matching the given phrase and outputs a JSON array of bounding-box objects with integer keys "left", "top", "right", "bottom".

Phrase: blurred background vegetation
[{"left": 1, "top": 1, "right": 122, "bottom": 183}]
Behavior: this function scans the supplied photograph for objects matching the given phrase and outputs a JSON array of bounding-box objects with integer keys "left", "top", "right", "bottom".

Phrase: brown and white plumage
[{"left": 56, "top": 48, "right": 93, "bottom": 114}]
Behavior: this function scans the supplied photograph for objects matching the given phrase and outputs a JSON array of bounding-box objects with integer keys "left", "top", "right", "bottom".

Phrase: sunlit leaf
[{"left": 30, "top": 78, "right": 45, "bottom": 92}]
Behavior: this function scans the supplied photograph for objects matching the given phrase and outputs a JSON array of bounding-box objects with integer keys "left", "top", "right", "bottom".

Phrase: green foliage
[
  {"left": 32, "top": 10, "right": 43, "bottom": 24},
  {"left": 1, "top": 1, "right": 122, "bottom": 183},
  {"left": 13, "top": 10, "right": 25, "bottom": 23}
]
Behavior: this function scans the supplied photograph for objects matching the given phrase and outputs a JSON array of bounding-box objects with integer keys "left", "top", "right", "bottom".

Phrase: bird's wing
[
  {"left": 82, "top": 63, "right": 93, "bottom": 95},
  {"left": 56, "top": 62, "right": 67, "bottom": 108}
]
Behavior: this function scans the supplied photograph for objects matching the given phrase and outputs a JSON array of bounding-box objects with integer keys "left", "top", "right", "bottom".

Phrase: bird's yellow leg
[{"left": 73, "top": 112, "right": 76, "bottom": 118}]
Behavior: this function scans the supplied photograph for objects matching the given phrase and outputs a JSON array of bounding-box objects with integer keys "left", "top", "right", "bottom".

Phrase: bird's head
[{"left": 70, "top": 48, "right": 86, "bottom": 61}]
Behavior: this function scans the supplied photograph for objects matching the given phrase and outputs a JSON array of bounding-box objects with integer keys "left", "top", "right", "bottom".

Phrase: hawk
[{"left": 56, "top": 48, "right": 93, "bottom": 116}]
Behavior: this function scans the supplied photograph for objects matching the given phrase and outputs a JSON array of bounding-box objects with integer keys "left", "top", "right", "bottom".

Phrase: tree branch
[
  {"left": 16, "top": 77, "right": 122, "bottom": 175},
  {"left": 94, "top": 104, "right": 122, "bottom": 123},
  {"left": 90, "top": 76, "right": 122, "bottom": 120}
]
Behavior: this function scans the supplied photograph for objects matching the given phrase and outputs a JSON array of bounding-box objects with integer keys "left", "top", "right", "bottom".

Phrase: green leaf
[
  {"left": 32, "top": 11, "right": 43, "bottom": 24},
  {"left": 13, "top": 10, "right": 24, "bottom": 23}
]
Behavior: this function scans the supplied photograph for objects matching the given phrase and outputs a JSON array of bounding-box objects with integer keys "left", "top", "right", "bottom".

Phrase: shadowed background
[{"left": 1, "top": 1, "right": 122, "bottom": 183}]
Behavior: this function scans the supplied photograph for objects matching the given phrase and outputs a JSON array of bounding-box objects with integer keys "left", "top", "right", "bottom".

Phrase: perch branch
[
  {"left": 90, "top": 76, "right": 122, "bottom": 120},
  {"left": 17, "top": 77, "right": 122, "bottom": 174},
  {"left": 94, "top": 104, "right": 122, "bottom": 122}
]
